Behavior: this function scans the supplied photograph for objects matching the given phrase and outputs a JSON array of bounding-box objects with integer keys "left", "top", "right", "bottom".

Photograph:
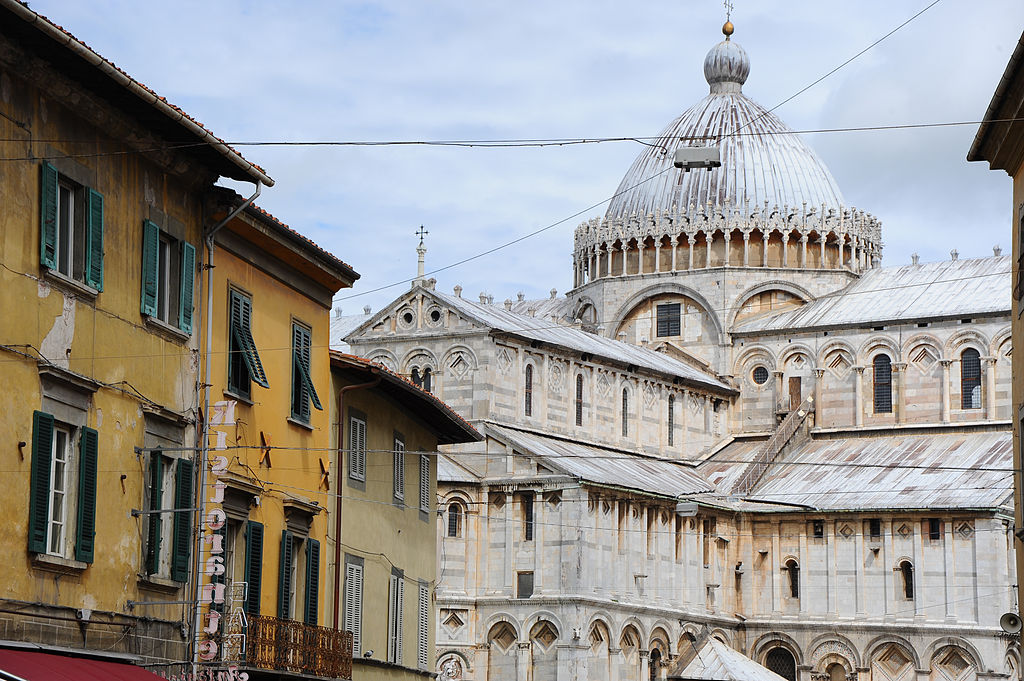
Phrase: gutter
[{"left": 2, "top": 0, "right": 273, "bottom": 187}]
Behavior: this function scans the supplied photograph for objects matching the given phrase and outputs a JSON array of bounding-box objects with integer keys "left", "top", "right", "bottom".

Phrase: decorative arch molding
[
  {"left": 618, "top": 617, "right": 647, "bottom": 645},
  {"left": 365, "top": 349, "right": 399, "bottom": 373},
  {"left": 865, "top": 635, "right": 921, "bottom": 670},
  {"left": 924, "top": 638, "right": 984, "bottom": 672},
  {"left": 441, "top": 489, "right": 474, "bottom": 509},
  {"left": 728, "top": 280, "right": 815, "bottom": 329},
  {"left": 808, "top": 634, "right": 861, "bottom": 670},
  {"left": 573, "top": 296, "right": 599, "bottom": 323},
  {"left": 649, "top": 624, "right": 671, "bottom": 653},
  {"left": 779, "top": 343, "right": 817, "bottom": 370},
  {"left": 586, "top": 614, "right": 613, "bottom": 638},
  {"left": 437, "top": 649, "right": 473, "bottom": 674},
  {"left": 523, "top": 611, "right": 563, "bottom": 637},
  {"left": 902, "top": 332, "right": 943, "bottom": 354},
  {"left": 1005, "top": 645, "right": 1020, "bottom": 677},
  {"left": 859, "top": 336, "right": 900, "bottom": 364},
  {"left": 608, "top": 283, "right": 724, "bottom": 343},
  {"left": 402, "top": 346, "right": 440, "bottom": 372},
  {"left": 817, "top": 339, "right": 857, "bottom": 365},
  {"left": 734, "top": 345, "right": 777, "bottom": 375},
  {"left": 945, "top": 329, "right": 989, "bottom": 357},
  {"left": 990, "top": 327, "right": 1012, "bottom": 357},
  {"left": 484, "top": 612, "right": 523, "bottom": 641},
  {"left": 442, "top": 345, "right": 479, "bottom": 373},
  {"left": 752, "top": 631, "right": 804, "bottom": 667},
  {"left": 708, "top": 628, "right": 733, "bottom": 645}
]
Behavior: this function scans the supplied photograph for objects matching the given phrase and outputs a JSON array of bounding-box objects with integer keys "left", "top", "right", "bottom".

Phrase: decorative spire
[
  {"left": 723, "top": 0, "right": 734, "bottom": 39},
  {"left": 415, "top": 225, "right": 428, "bottom": 284},
  {"left": 704, "top": 3, "right": 748, "bottom": 94}
]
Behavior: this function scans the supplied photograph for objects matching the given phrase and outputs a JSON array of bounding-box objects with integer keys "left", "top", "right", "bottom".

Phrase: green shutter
[
  {"left": 230, "top": 291, "right": 269, "bottom": 388},
  {"left": 145, "top": 454, "right": 164, "bottom": 574},
  {"left": 178, "top": 242, "right": 196, "bottom": 334},
  {"left": 28, "top": 411, "right": 54, "bottom": 553},
  {"left": 39, "top": 163, "right": 58, "bottom": 270},
  {"left": 75, "top": 427, "right": 98, "bottom": 563},
  {"left": 277, "top": 530, "right": 294, "bottom": 619},
  {"left": 292, "top": 324, "right": 321, "bottom": 420},
  {"left": 244, "top": 520, "right": 264, "bottom": 616},
  {"left": 140, "top": 220, "right": 160, "bottom": 316},
  {"left": 210, "top": 521, "right": 227, "bottom": 614},
  {"left": 170, "top": 458, "right": 193, "bottom": 582},
  {"left": 85, "top": 189, "right": 104, "bottom": 291},
  {"left": 305, "top": 539, "right": 320, "bottom": 625}
]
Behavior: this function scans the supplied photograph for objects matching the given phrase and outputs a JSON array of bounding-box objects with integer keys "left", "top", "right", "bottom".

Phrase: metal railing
[
  {"left": 731, "top": 396, "right": 814, "bottom": 496},
  {"left": 246, "top": 614, "right": 353, "bottom": 679}
]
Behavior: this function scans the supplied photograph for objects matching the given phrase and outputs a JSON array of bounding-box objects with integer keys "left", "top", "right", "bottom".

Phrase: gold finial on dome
[
  {"left": 722, "top": 0, "right": 734, "bottom": 38},
  {"left": 723, "top": 20, "right": 734, "bottom": 37}
]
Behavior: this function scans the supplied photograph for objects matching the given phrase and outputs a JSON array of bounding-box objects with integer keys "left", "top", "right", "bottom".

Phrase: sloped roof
[
  {"left": 671, "top": 638, "right": 788, "bottom": 681},
  {"left": 487, "top": 424, "right": 713, "bottom": 498},
  {"left": 330, "top": 313, "right": 372, "bottom": 352},
  {"left": 733, "top": 256, "right": 1010, "bottom": 333},
  {"left": 699, "top": 428, "right": 1013, "bottom": 512},
  {"left": 437, "top": 454, "right": 483, "bottom": 484},
  {"left": 410, "top": 288, "right": 734, "bottom": 394},
  {"left": 967, "top": 29, "right": 1024, "bottom": 171}
]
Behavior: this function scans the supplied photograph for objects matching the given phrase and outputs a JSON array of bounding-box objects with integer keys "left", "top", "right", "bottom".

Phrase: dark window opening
[
  {"left": 752, "top": 366, "right": 769, "bottom": 385},
  {"left": 516, "top": 571, "right": 534, "bottom": 598},
  {"left": 961, "top": 348, "right": 981, "bottom": 409},
  {"left": 667, "top": 395, "right": 675, "bottom": 447},
  {"left": 765, "top": 648, "right": 797, "bottom": 681},
  {"left": 785, "top": 560, "right": 799, "bottom": 598},
  {"left": 928, "top": 518, "right": 941, "bottom": 540},
  {"left": 524, "top": 364, "right": 533, "bottom": 417},
  {"left": 522, "top": 492, "right": 534, "bottom": 541},
  {"left": 423, "top": 367, "right": 432, "bottom": 393},
  {"left": 900, "top": 561, "right": 914, "bottom": 599},
  {"left": 621, "top": 389, "right": 629, "bottom": 437},
  {"left": 575, "top": 374, "right": 584, "bottom": 427},
  {"left": 447, "top": 503, "right": 462, "bottom": 538},
  {"left": 656, "top": 303, "right": 681, "bottom": 337},
  {"left": 873, "top": 355, "right": 892, "bottom": 413},
  {"left": 813, "top": 520, "right": 824, "bottom": 539},
  {"left": 869, "top": 518, "right": 881, "bottom": 539}
]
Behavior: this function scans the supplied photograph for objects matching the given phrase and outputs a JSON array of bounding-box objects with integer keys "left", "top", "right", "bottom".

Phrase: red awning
[{"left": 0, "top": 649, "right": 171, "bottom": 681}]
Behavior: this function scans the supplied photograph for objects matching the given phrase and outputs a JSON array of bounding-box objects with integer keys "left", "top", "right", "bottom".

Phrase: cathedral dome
[{"left": 605, "top": 28, "right": 845, "bottom": 219}]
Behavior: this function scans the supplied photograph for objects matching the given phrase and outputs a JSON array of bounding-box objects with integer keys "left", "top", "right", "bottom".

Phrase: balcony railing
[{"left": 246, "top": 614, "right": 353, "bottom": 679}]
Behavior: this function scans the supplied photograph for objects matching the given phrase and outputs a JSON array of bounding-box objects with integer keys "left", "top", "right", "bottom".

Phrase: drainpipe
[
  {"left": 192, "top": 183, "right": 261, "bottom": 678},
  {"left": 333, "top": 374, "right": 381, "bottom": 631}
]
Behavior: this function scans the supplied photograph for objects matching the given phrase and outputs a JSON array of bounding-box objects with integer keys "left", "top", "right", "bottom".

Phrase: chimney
[
  {"left": 479, "top": 293, "right": 488, "bottom": 304},
  {"left": 362, "top": 305, "right": 371, "bottom": 315},
  {"left": 487, "top": 295, "right": 494, "bottom": 305},
  {"left": 994, "top": 245, "right": 1003, "bottom": 256},
  {"left": 453, "top": 285, "right": 462, "bottom": 298},
  {"left": 950, "top": 249, "right": 959, "bottom": 261},
  {"left": 910, "top": 253, "right": 919, "bottom": 265},
  {"left": 549, "top": 288, "right": 558, "bottom": 299},
  {"left": 527, "top": 307, "right": 537, "bottom": 317},
  {"left": 504, "top": 299, "right": 513, "bottom": 311},
  {"left": 517, "top": 292, "right": 525, "bottom": 302},
  {"left": 334, "top": 307, "right": 343, "bottom": 318}
]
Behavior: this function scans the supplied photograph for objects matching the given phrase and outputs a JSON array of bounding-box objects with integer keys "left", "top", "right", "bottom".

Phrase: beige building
[{"left": 341, "top": 21, "right": 1017, "bottom": 681}]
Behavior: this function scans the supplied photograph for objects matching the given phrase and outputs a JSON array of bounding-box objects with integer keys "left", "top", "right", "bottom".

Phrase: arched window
[
  {"left": 621, "top": 389, "right": 629, "bottom": 437},
  {"left": 873, "top": 354, "right": 892, "bottom": 413},
  {"left": 575, "top": 374, "right": 584, "bottom": 426},
  {"left": 411, "top": 368, "right": 421, "bottom": 387},
  {"left": 447, "top": 503, "right": 462, "bottom": 538},
  {"left": 423, "top": 367, "right": 432, "bottom": 393},
  {"left": 785, "top": 559, "right": 800, "bottom": 598},
  {"left": 649, "top": 648, "right": 662, "bottom": 681},
  {"left": 525, "top": 364, "right": 533, "bottom": 417},
  {"left": 961, "top": 348, "right": 981, "bottom": 409},
  {"left": 899, "top": 560, "right": 914, "bottom": 599},
  {"left": 765, "top": 648, "right": 797, "bottom": 681},
  {"left": 667, "top": 394, "right": 675, "bottom": 447}
]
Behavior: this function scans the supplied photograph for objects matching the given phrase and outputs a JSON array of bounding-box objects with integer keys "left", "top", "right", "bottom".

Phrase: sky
[{"left": 28, "top": 0, "right": 1024, "bottom": 315}]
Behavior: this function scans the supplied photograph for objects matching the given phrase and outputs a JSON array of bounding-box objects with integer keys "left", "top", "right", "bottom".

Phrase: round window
[
  {"left": 402, "top": 311, "right": 414, "bottom": 324},
  {"left": 430, "top": 309, "right": 442, "bottom": 323},
  {"left": 752, "top": 366, "right": 769, "bottom": 385}
]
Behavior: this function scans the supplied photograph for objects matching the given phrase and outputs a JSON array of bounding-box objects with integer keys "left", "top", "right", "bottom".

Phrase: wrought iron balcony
[{"left": 246, "top": 614, "right": 353, "bottom": 679}]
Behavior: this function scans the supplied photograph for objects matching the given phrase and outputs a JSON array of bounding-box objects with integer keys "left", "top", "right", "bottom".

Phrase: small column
[
  {"left": 819, "top": 236, "right": 827, "bottom": 268},
  {"left": 772, "top": 370, "right": 785, "bottom": 415},
  {"left": 781, "top": 233, "right": 790, "bottom": 267},
  {"left": 609, "top": 647, "right": 622, "bottom": 681},
  {"left": 606, "top": 244, "right": 613, "bottom": 278},
  {"left": 517, "top": 641, "right": 532, "bottom": 681},
  {"left": 637, "top": 241, "right": 645, "bottom": 275},
  {"left": 812, "top": 368, "right": 825, "bottom": 427},
  {"left": 939, "top": 359, "right": 952, "bottom": 423},
  {"left": 762, "top": 232, "right": 770, "bottom": 267},
  {"left": 800, "top": 234, "right": 808, "bottom": 268},
  {"left": 688, "top": 237, "right": 695, "bottom": 271},
  {"left": 724, "top": 231, "right": 732, "bottom": 267},
  {"left": 982, "top": 356, "right": 998, "bottom": 420},
  {"left": 704, "top": 232, "right": 713, "bottom": 269},
  {"left": 670, "top": 236, "right": 678, "bottom": 271},
  {"left": 892, "top": 362, "right": 908, "bottom": 424},
  {"left": 654, "top": 243, "right": 661, "bottom": 273},
  {"left": 640, "top": 649, "right": 650, "bottom": 681},
  {"left": 943, "top": 517, "right": 955, "bottom": 622},
  {"left": 852, "top": 366, "right": 865, "bottom": 427},
  {"left": 742, "top": 232, "right": 750, "bottom": 266},
  {"left": 838, "top": 237, "right": 846, "bottom": 269},
  {"left": 620, "top": 244, "right": 628, "bottom": 276}
]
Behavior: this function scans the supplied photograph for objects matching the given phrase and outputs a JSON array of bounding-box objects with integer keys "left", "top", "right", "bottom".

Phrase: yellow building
[
  {"left": 968, "top": 29, "right": 1024, "bottom": 662},
  {"left": 197, "top": 200, "right": 358, "bottom": 680},
  {"left": 0, "top": 0, "right": 270, "bottom": 677},
  {"left": 329, "top": 352, "right": 481, "bottom": 681}
]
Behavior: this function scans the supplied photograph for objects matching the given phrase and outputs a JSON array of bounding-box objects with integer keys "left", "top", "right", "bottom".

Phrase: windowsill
[
  {"left": 32, "top": 552, "right": 88, "bottom": 575},
  {"left": 137, "top": 573, "right": 183, "bottom": 593},
  {"left": 42, "top": 268, "right": 99, "bottom": 301},
  {"left": 223, "top": 389, "right": 254, "bottom": 406},
  {"left": 286, "top": 416, "right": 313, "bottom": 431},
  {"left": 143, "top": 315, "right": 191, "bottom": 343}
]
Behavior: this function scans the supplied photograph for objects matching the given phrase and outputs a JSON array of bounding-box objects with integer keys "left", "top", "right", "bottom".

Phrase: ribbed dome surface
[{"left": 606, "top": 38, "right": 845, "bottom": 219}]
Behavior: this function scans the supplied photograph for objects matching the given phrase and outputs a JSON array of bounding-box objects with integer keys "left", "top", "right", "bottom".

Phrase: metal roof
[
  {"left": 488, "top": 424, "right": 713, "bottom": 498},
  {"left": 700, "top": 429, "right": 1012, "bottom": 512},
  {"left": 437, "top": 454, "right": 482, "bottom": 484},
  {"left": 734, "top": 255, "right": 1011, "bottom": 333},
  {"left": 329, "top": 313, "right": 372, "bottom": 352},
  {"left": 427, "top": 289, "right": 735, "bottom": 394},
  {"left": 671, "top": 638, "right": 788, "bottom": 681},
  {"left": 606, "top": 34, "right": 846, "bottom": 220}
]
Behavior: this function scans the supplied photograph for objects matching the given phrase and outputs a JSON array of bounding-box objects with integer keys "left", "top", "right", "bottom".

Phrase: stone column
[
  {"left": 704, "top": 232, "right": 713, "bottom": 269},
  {"left": 654, "top": 243, "right": 661, "bottom": 273},
  {"left": 517, "top": 641, "right": 532, "bottom": 681},
  {"left": 983, "top": 356, "right": 998, "bottom": 419},
  {"left": 939, "top": 359, "right": 952, "bottom": 423},
  {"left": 772, "top": 370, "right": 785, "bottom": 415},
  {"left": 800, "top": 234, "right": 808, "bottom": 268},
  {"left": 838, "top": 236, "right": 845, "bottom": 269},
  {"left": 771, "top": 521, "right": 781, "bottom": 613},
  {"left": 637, "top": 241, "right": 645, "bottom": 275},
  {"left": 504, "top": 492, "right": 514, "bottom": 589},
  {"left": 852, "top": 366, "right": 865, "bottom": 427},
  {"left": 813, "top": 368, "right": 825, "bottom": 427},
  {"left": 892, "top": 362, "right": 907, "bottom": 424},
  {"left": 621, "top": 244, "right": 628, "bottom": 276},
  {"left": 819, "top": 236, "right": 826, "bottom": 268},
  {"left": 533, "top": 490, "right": 543, "bottom": 593},
  {"left": 762, "top": 232, "right": 770, "bottom": 267},
  {"left": 781, "top": 233, "right": 790, "bottom": 267},
  {"left": 640, "top": 649, "right": 650, "bottom": 681},
  {"left": 609, "top": 647, "right": 622, "bottom": 681},
  {"left": 943, "top": 517, "right": 955, "bottom": 622},
  {"left": 742, "top": 232, "right": 750, "bottom": 266},
  {"left": 670, "top": 236, "right": 678, "bottom": 271},
  {"left": 606, "top": 244, "right": 613, "bottom": 278},
  {"left": 724, "top": 231, "right": 732, "bottom": 267}
]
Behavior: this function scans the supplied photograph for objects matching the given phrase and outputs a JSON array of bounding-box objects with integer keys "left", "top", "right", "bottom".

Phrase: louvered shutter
[
  {"left": 419, "top": 455, "right": 430, "bottom": 513},
  {"left": 170, "top": 459, "right": 193, "bottom": 582},
  {"left": 244, "top": 520, "right": 264, "bottom": 615},
  {"left": 230, "top": 291, "right": 269, "bottom": 388},
  {"left": 85, "top": 189, "right": 104, "bottom": 291},
  {"left": 292, "top": 325, "right": 321, "bottom": 419},
  {"left": 178, "top": 242, "right": 195, "bottom": 334},
  {"left": 393, "top": 439, "right": 405, "bottom": 501},
  {"left": 344, "top": 563, "right": 362, "bottom": 655},
  {"left": 349, "top": 418, "right": 366, "bottom": 481},
  {"left": 277, "top": 530, "right": 294, "bottom": 619},
  {"left": 387, "top": 574, "right": 397, "bottom": 661},
  {"left": 304, "top": 539, "right": 320, "bottom": 625},
  {"left": 395, "top": 578, "right": 404, "bottom": 662},
  {"left": 417, "top": 584, "right": 429, "bottom": 669},
  {"left": 75, "top": 427, "right": 98, "bottom": 563},
  {"left": 39, "top": 163, "right": 58, "bottom": 269},
  {"left": 28, "top": 411, "right": 54, "bottom": 553},
  {"left": 145, "top": 454, "right": 164, "bottom": 574},
  {"left": 140, "top": 220, "right": 160, "bottom": 316}
]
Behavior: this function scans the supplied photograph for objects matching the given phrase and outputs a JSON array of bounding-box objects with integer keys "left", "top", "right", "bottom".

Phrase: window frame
[
  {"left": 393, "top": 433, "right": 406, "bottom": 503},
  {"left": 656, "top": 302, "right": 681, "bottom": 337},
  {"left": 40, "top": 162, "right": 104, "bottom": 292},
  {"left": 348, "top": 411, "right": 367, "bottom": 485},
  {"left": 290, "top": 321, "right": 322, "bottom": 423},
  {"left": 899, "top": 560, "right": 914, "bottom": 599},
  {"left": 667, "top": 394, "right": 675, "bottom": 447},
  {"left": 522, "top": 492, "right": 535, "bottom": 541},
  {"left": 343, "top": 555, "right": 364, "bottom": 656},
  {"left": 575, "top": 374, "right": 584, "bottom": 427},
  {"left": 960, "top": 348, "right": 982, "bottom": 409},
  {"left": 447, "top": 502, "right": 463, "bottom": 538},
  {"left": 524, "top": 364, "right": 534, "bottom": 417},
  {"left": 872, "top": 354, "right": 892, "bottom": 414},
  {"left": 419, "top": 454, "right": 430, "bottom": 518},
  {"left": 417, "top": 581, "right": 430, "bottom": 670},
  {"left": 227, "top": 288, "right": 269, "bottom": 398},
  {"left": 621, "top": 388, "right": 629, "bottom": 437},
  {"left": 388, "top": 568, "right": 405, "bottom": 664},
  {"left": 140, "top": 220, "right": 195, "bottom": 333}
]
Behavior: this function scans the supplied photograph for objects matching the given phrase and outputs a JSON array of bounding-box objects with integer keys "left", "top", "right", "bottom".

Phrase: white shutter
[
  {"left": 417, "top": 583, "right": 430, "bottom": 669},
  {"left": 344, "top": 563, "right": 362, "bottom": 655},
  {"left": 349, "top": 418, "right": 366, "bottom": 481},
  {"left": 387, "top": 573, "right": 398, "bottom": 661},
  {"left": 396, "top": 578, "right": 405, "bottom": 662},
  {"left": 393, "top": 439, "right": 405, "bottom": 501},
  {"left": 419, "top": 454, "right": 430, "bottom": 512}
]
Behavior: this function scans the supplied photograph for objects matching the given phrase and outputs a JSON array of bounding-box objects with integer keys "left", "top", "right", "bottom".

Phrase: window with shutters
[
  {"left": 388, "top": 568, "right": 405, "bottom": 664},
  {"left": 343, "top": 556, "right": 364, "bottom": 656},
  {"left": 621, "top": 388, "right": 629, "bottom": 437},
  {"left": 419, "top": 454, "right": 430, "bottom": 519},
  {"left": 348, "top": 411, "right": 367, "bottom": 485},
  {"left": 393, "top": 434, "right": 406, "bottom": 503},
  {"left": 960, "top": 348, "right": 982, "bottom": 409},
  {"left": 140, "top": 220, "right": 195, "bottom": 334},
  {"left": 417, "top": 582, "right": 430, "bottom": 670},
  {"left": 243, "top": 520, "right": 265, "bottom": 616},
  {"left": 872, "top": 354, "right": 892, "bottom": 413},
  {"left": 28, "top": 410, "right": 97, "bottom": 564},
  {"left": 278, "top": 530, "right": 316, "bottom": 622},
  {"left": 667, "top": 394, "right": 675, "bottom": 447},
  {"left": 227, "top": 289, "right": 268, "bottom": 399},
  {"left": 522, "top": 492, "right": 535, "bottom": 541},
  {"left": 656, "top": 303, "right": 681, "bottom": 337},
  {"left": 39, "top": 162, "right": 104, "bottom": 292},
  {"left": 575, "top": 374, "right": 584, "bottom": 427},
  {"left": 524, "top": 364, "right": 533, "bottom": 417},
  {"left": 290, "top": 322, "right": 322, "bottom": 423}
]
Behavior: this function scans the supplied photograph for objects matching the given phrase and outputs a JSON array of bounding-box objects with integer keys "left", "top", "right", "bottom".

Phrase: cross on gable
[{"left": 416, "top": 225, "right": 429, "bottom": 244}]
